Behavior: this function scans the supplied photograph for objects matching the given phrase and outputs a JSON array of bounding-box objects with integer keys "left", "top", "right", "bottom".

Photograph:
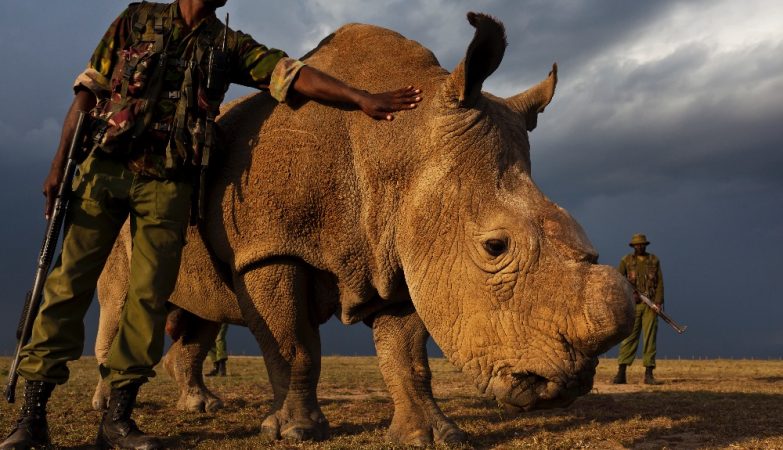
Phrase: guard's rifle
[
  {"left": 5, "top": 110, "right": 89, "bottom": 403},
  {"left": 638, "top": 292, "right": 687, "bottom": 334},
  {"left": 197, "top": 12, "right": 230, "bottom": 222}
]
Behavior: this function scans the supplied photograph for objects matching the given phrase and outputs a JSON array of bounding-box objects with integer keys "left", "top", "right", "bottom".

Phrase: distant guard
[
  {"left": 612, "top": 233, "right": 665, "bottom": 385},
  {"left": 205, "top": 323, "right": 229, "bottom": 377}
]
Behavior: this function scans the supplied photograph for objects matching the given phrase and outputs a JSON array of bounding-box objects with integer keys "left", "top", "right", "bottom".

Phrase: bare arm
[
  {"left": 43, "top": 89, "right": 96, "bottom": 219},
  {"left": 291, "top": 65, "right": 421, "bottom": 121}
]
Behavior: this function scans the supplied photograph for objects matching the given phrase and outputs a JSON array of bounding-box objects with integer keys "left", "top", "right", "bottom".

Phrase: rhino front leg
[
  {"left": 162, "top": 309, "right": 224, "bottom": 413},
  {"left": 235, "top": 260, "right": 328, "bottom": 442},
  {"left": 371, "top": 303, "right": 467, "bottom": 446}
]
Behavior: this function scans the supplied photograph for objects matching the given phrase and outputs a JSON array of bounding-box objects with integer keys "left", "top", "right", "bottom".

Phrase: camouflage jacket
[
  {"left": 74, "top": 1, "right": 305, "bottom": 179},
  {"left": 619, "top": 253, "right": 664, "bottom": 305}
]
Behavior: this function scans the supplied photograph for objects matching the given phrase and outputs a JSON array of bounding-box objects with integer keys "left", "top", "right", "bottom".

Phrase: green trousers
[
  {"left": 18, "top": 153, "right": 191, "bottom": 388},
  {"left": 617, "top": 302, "right": 659, "bottom": 367},
  {"left": 207, "top": 323, "right": 229, "bottom": 363}
]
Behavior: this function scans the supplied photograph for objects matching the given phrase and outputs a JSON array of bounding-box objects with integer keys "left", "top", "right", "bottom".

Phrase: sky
[{"left": 0, "top": 1, "right": 781, "bottom": 359}]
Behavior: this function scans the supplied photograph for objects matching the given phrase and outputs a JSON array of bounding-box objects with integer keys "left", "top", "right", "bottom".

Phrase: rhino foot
[
  {"left": 176, "top": 388, "right": 224, "bottom": 413},
  {"left": 388, "top": 417, "right": 467, "bottom": 446},
  {"left": 435, "top": 423, "right": 469, "bottom": 444},
  {"left": 260, "top": 409, "right": 329, "bottom": 442},
  {"left": 92, "top": 377, "right": 110, "bottom": 411},
  {"left": 162, "top": 344, "right": 224, "bottom": 413}
]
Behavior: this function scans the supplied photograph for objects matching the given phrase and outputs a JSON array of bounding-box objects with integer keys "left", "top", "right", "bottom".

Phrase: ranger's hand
[
  {"left": 291, "top": 66, "right": 421, "bottom": 121},
  {"left": 43, "top": 165, "right": 64, "bottom": 220},
  {"left": 358, "top": 86, "right": 422, "bottom": 121}
]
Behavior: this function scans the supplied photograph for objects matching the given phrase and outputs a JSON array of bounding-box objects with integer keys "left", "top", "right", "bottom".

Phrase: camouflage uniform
[
  {"left": 18, "top": 2, "right": 305, "bottom": 389},
  {"left": 75, "top": 1, "right": 304, "bottom": 178},
  {"left": 616, "top": 251, "right": 664, "bottom": 368}
]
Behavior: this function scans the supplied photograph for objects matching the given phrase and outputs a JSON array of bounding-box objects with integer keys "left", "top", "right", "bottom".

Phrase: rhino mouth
[{"left": 490, "top": 357, "right": 598, "bottom": 413}]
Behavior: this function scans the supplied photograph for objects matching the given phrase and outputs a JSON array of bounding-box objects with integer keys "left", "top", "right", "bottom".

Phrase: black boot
[
  {"left": 205, "top": 362, "right": 219, "bottom": 377},
  {"left": 644, "top": 366, "right": 662, "bottom": 385},
  {"left": 611, "top": 364, "right": 627, "bottom": 384},
  {"left": 217, "top": 360, "right": 227, "bottom": 377},
  {"left": 0, "top": 380, "right": 55, "bottom": 450},
  {"left": 96, "top": 384, "right": 162, "bottom": 450}
]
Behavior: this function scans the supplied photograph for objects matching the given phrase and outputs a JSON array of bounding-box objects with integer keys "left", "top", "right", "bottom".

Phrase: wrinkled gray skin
[{"left": 93, "top": 13, "right": 634, "bottom": 445}]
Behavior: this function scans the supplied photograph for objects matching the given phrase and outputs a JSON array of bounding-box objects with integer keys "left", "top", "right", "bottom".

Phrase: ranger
[
  {"left": 1, "top": 1, "right": 421, "bottom": 448},
  {"left": 205, "top": 323, "right": 229, "bottom": 377},
  {"left": 612, "top": 233, "right": 665, "bottom": 385}
]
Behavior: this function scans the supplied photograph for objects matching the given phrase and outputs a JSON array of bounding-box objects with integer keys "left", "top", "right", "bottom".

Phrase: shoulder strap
[
  {"left": 129, "top": 2, "right": 151, "bottom": 44},
  {"left": 118, "top": 3, "right": 170, "bottom": 102},
  {"left": 129, "top": 2, "right": 170, "bottom": 49}
]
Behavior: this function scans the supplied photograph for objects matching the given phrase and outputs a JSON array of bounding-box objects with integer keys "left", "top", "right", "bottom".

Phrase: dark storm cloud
[{"left": 0, "top": 1, "right": 781, "bottom": 357}]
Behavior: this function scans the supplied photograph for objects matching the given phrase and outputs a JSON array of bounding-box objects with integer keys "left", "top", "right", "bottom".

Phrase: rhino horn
[
  {"left": 506, "top": 63, "right": 558, "bottom": 131},
  {"left": 449, "top": 12, "right": 507, "bottom": 107}
]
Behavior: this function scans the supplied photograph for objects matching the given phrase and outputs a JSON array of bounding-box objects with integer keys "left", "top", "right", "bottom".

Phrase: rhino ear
[
  {"left": 506, "top": 63, "right": 558, "bottom": 131},
  {"left": 449, "top": 12, "right": 507, "bottom": 107}
]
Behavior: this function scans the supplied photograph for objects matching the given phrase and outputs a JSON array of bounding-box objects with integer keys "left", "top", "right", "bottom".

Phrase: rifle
[
  {"left": 5, "top": 110, "right": 88, "bottom": 403},
  {"left": 638, "top": 292, "right": 687, "bottom": 334}
]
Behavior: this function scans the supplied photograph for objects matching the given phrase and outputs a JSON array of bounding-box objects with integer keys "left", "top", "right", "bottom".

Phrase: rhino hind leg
[
  {"left": 93, "top": 233, "right": 131, "bottom": 410},
  {"left": 162, "top": 309, "right": 225, "bottom": 413},
  {"left": 234, "top": 259, "right": 328, "bottom": 442},
  {"left": 371, "top": 303, "right": 467, "bottom": 446}
]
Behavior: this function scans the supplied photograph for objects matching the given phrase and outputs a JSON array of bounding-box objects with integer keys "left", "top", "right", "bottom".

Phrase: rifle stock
[
  {"left": 5, "top": 110, "right": 88, "bottom": 403},
  {"left": 638, "top": 292, "right": 687, "bottom": 334}
]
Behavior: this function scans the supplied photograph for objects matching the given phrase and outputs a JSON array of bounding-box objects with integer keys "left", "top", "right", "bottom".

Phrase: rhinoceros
[{"left": 92, "top": 12, "right": 633, "bottom": 445}]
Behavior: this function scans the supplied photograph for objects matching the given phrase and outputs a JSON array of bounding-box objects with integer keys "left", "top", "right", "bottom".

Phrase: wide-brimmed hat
[{"left": 629, "top": 233, "right": 650, "bottom": 246}]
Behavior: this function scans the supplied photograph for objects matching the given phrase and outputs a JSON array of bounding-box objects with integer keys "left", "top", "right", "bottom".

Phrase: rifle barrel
[
  {"left": 5, "top": 111, "right": 87, "bottom": 403},
  {"left": 222, "top": 13, "right": 229, "bottom": 51},
  {"left": 638, "top": 293, "right": 687, "bottom": 334}
]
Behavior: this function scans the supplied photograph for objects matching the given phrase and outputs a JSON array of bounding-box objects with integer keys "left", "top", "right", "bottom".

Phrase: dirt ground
[{"left": 1, "top": 356, "right": 781, "bottom": 449}]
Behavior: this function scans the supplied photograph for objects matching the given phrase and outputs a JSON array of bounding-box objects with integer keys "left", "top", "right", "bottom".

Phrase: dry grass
[{"left": 1, "top": 356, "right": 782, "bottom": 449}]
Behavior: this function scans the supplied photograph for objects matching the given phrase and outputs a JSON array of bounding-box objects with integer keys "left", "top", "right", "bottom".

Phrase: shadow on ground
[{"left": 457, "top": 390, "right": 783, "bottom": 449}]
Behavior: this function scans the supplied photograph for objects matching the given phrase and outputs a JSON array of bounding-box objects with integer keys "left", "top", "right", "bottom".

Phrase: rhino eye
[{"left": 483, "top": 238, "right": 507, "bottom": 257}]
